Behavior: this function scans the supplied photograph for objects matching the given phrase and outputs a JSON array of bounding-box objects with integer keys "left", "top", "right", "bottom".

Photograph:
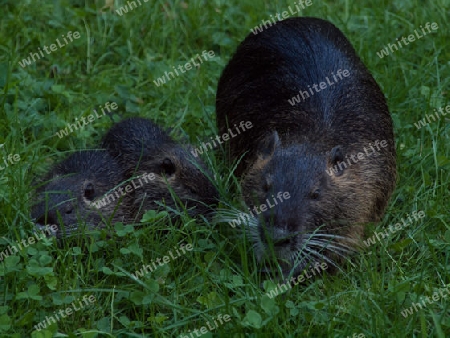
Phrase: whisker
[
  {"left": 307, "top": 234, "right": 356, "bottom": 250},
  {"left": 291, "top": 250, "right": 311, "bottom": 269},
  {"left": 308, "top": 243, "right": 355, "bottom": 268},
  {"left": 308, "top": 242, "right": 352, "bottom": 262},
  {"left": 308, "top": 240, "right": 353, "bottom": 254},
  {"left": 309, "top": 233, "right": 349, "bottom": 241},
  {"left": 303, "top": 247, "right": 342, "bottom": 272}
]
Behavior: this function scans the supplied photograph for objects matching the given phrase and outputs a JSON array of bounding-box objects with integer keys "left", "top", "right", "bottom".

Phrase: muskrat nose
[
  {"left": 261, "top": 227, "right": 292, "bottom": 247},
  {"left": 285, "top": 218, "right": 298, "bottom": 232},
  {"left": 36, "top": 214, "right": 57, "bottom": 226},
  {"left": 263, "top": 215, "right": 298, "bottom": 232},
  {"left": 274, "top": 238, "right": 291, "bottom": 247}
]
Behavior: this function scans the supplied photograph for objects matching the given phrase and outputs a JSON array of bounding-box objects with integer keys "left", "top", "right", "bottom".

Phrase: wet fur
[
  {"left": 32, "top": 118, "right": 218, "bottom": 238},
  {"left": 216, "top": 17, "right": 397, "bottom": 277},
  {"left": 101, "top": 117, "right": 218, "bottom": 219},
  {"left": 31, "top": 150, "right": 132, "bottom": 238}
]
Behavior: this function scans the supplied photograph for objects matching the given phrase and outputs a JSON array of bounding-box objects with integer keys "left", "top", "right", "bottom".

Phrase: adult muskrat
[
  {"left": 31, "top": 150, "right": 132, "bottom": 238},
  {"left": 101, "top": 117, "right": 218, "bottom": 218},
  {"left": 216, "top": 17, "right": 396, "bottom": 277}
]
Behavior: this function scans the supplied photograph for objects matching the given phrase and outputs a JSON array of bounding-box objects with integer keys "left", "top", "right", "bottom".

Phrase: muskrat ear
[
  {"left": 330, "top": 145, "right": 344, "bottom": 165},
  {"left": 257, "top": 131, "right": 280, "bottom": 159},
  {"left": 160, "top": 158, "right": 176, "bottom": 176},
  {"left": 329, "top": 145, "right": 345, "bottom": 176},
  {"left": 84, "top": 182, "right": 96, "bottom": 200}
]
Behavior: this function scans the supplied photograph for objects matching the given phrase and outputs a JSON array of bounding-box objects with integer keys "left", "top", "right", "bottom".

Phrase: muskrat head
[
  {"left": 241, "top": 131, "right": 363, "bottom": 278},
  {"left": 172, "top": 146, "right": 219, "bottom": 215},
  {"left": 31, "top": 151, "right": 130, "bottom": 238},
  {"left": 127, "top": 145, "right": 218, "bottom": 218},
  {"left": 101, "top": 117, "right": 218, "bottom": 218}
]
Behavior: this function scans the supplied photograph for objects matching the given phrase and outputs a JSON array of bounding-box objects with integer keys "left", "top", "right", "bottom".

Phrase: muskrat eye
[
  {"left": 160, "top": 158, "right": 176, "bottom": 175},
  {"left": 311, "top": 189, "right": 320, "bottom": 200},
  {"left": 188, "top": 187, "right": 197, "bottom": 195},
  {"left": 84, "top": 183, "right": 95, "bottom": 200}
]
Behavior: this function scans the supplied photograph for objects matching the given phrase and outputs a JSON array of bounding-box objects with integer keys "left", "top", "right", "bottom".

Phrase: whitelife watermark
[
  {"left": 414, "top": 103, "right": 450, "bottom": 130},
  {"left": 0, "top": 153, "right": 21, "bottom": 172},
  {"left": 377, "top": 22, "right": 439, "bottom": 59},
  {"left": 325, "top": 139, "right": 388, "bottom": 177},
  {"left": 0, "top": 225, "right": 58, "bottom": 262},
  {"left": 363, "top": 210, "right": 425, "bottom": 247},
  {"left": 250, "top": 0, "right": 313, "bottom": 35},
  {"left": 228, "top": 191, "right": 291, "bottom": 228},
  {"left": 179, "top": 314, "right": 232, "bottom": 338},
  {"left": 34, "top": 294, "right": 96, "bottom": 331},
  {"left": 93, "top": 172, "right": 155, "bottom": 209},
  {"left": 153, "top": 50, "right": 215, "bottom": 87},
  {"left": 288, "top": 69, "right": 350, "bottom": 106},
  {"left": 18, "top": 31, "right": 81, "bottom": 68},
  {"left": 190, "top": 121, "right": 253, "bottom": 157},
  {"left": 131, "top": 243, "right": 193, "bottom": 279},
  {"left": 115, "top": 0, "right": 150, "bottom": 16},
  {"left": 265, "top": 262, "right": 328, "bottom": 299},
  {"left": 401, "top": 286, "right": 450, "bottom": 318},
  {"left": 55, "top": 102, "right": 118, "bottom": 138}
]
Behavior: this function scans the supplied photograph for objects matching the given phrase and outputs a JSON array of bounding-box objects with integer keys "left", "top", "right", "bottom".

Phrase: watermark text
[
  {"left": 18, "top": 31, "right": 81, "bottom": 68},
  {"left": 377, "top": 22, "right": 438, "bottom": 58}
]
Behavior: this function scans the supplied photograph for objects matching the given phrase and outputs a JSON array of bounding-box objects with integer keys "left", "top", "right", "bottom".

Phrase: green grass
[{"left": 1, "top": 0, "right": 449, "bottom": 337}]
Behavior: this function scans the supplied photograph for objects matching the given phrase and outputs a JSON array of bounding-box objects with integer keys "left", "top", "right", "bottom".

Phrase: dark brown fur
[
  {"left": 101, "top": 117, "right": 218, "bottom": 219},
  {"left": 216, "top": 17, "right": 396, "bottom": 277},
  {"left": 31, "top": 150, "right": 132, "bottom": 238}
]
